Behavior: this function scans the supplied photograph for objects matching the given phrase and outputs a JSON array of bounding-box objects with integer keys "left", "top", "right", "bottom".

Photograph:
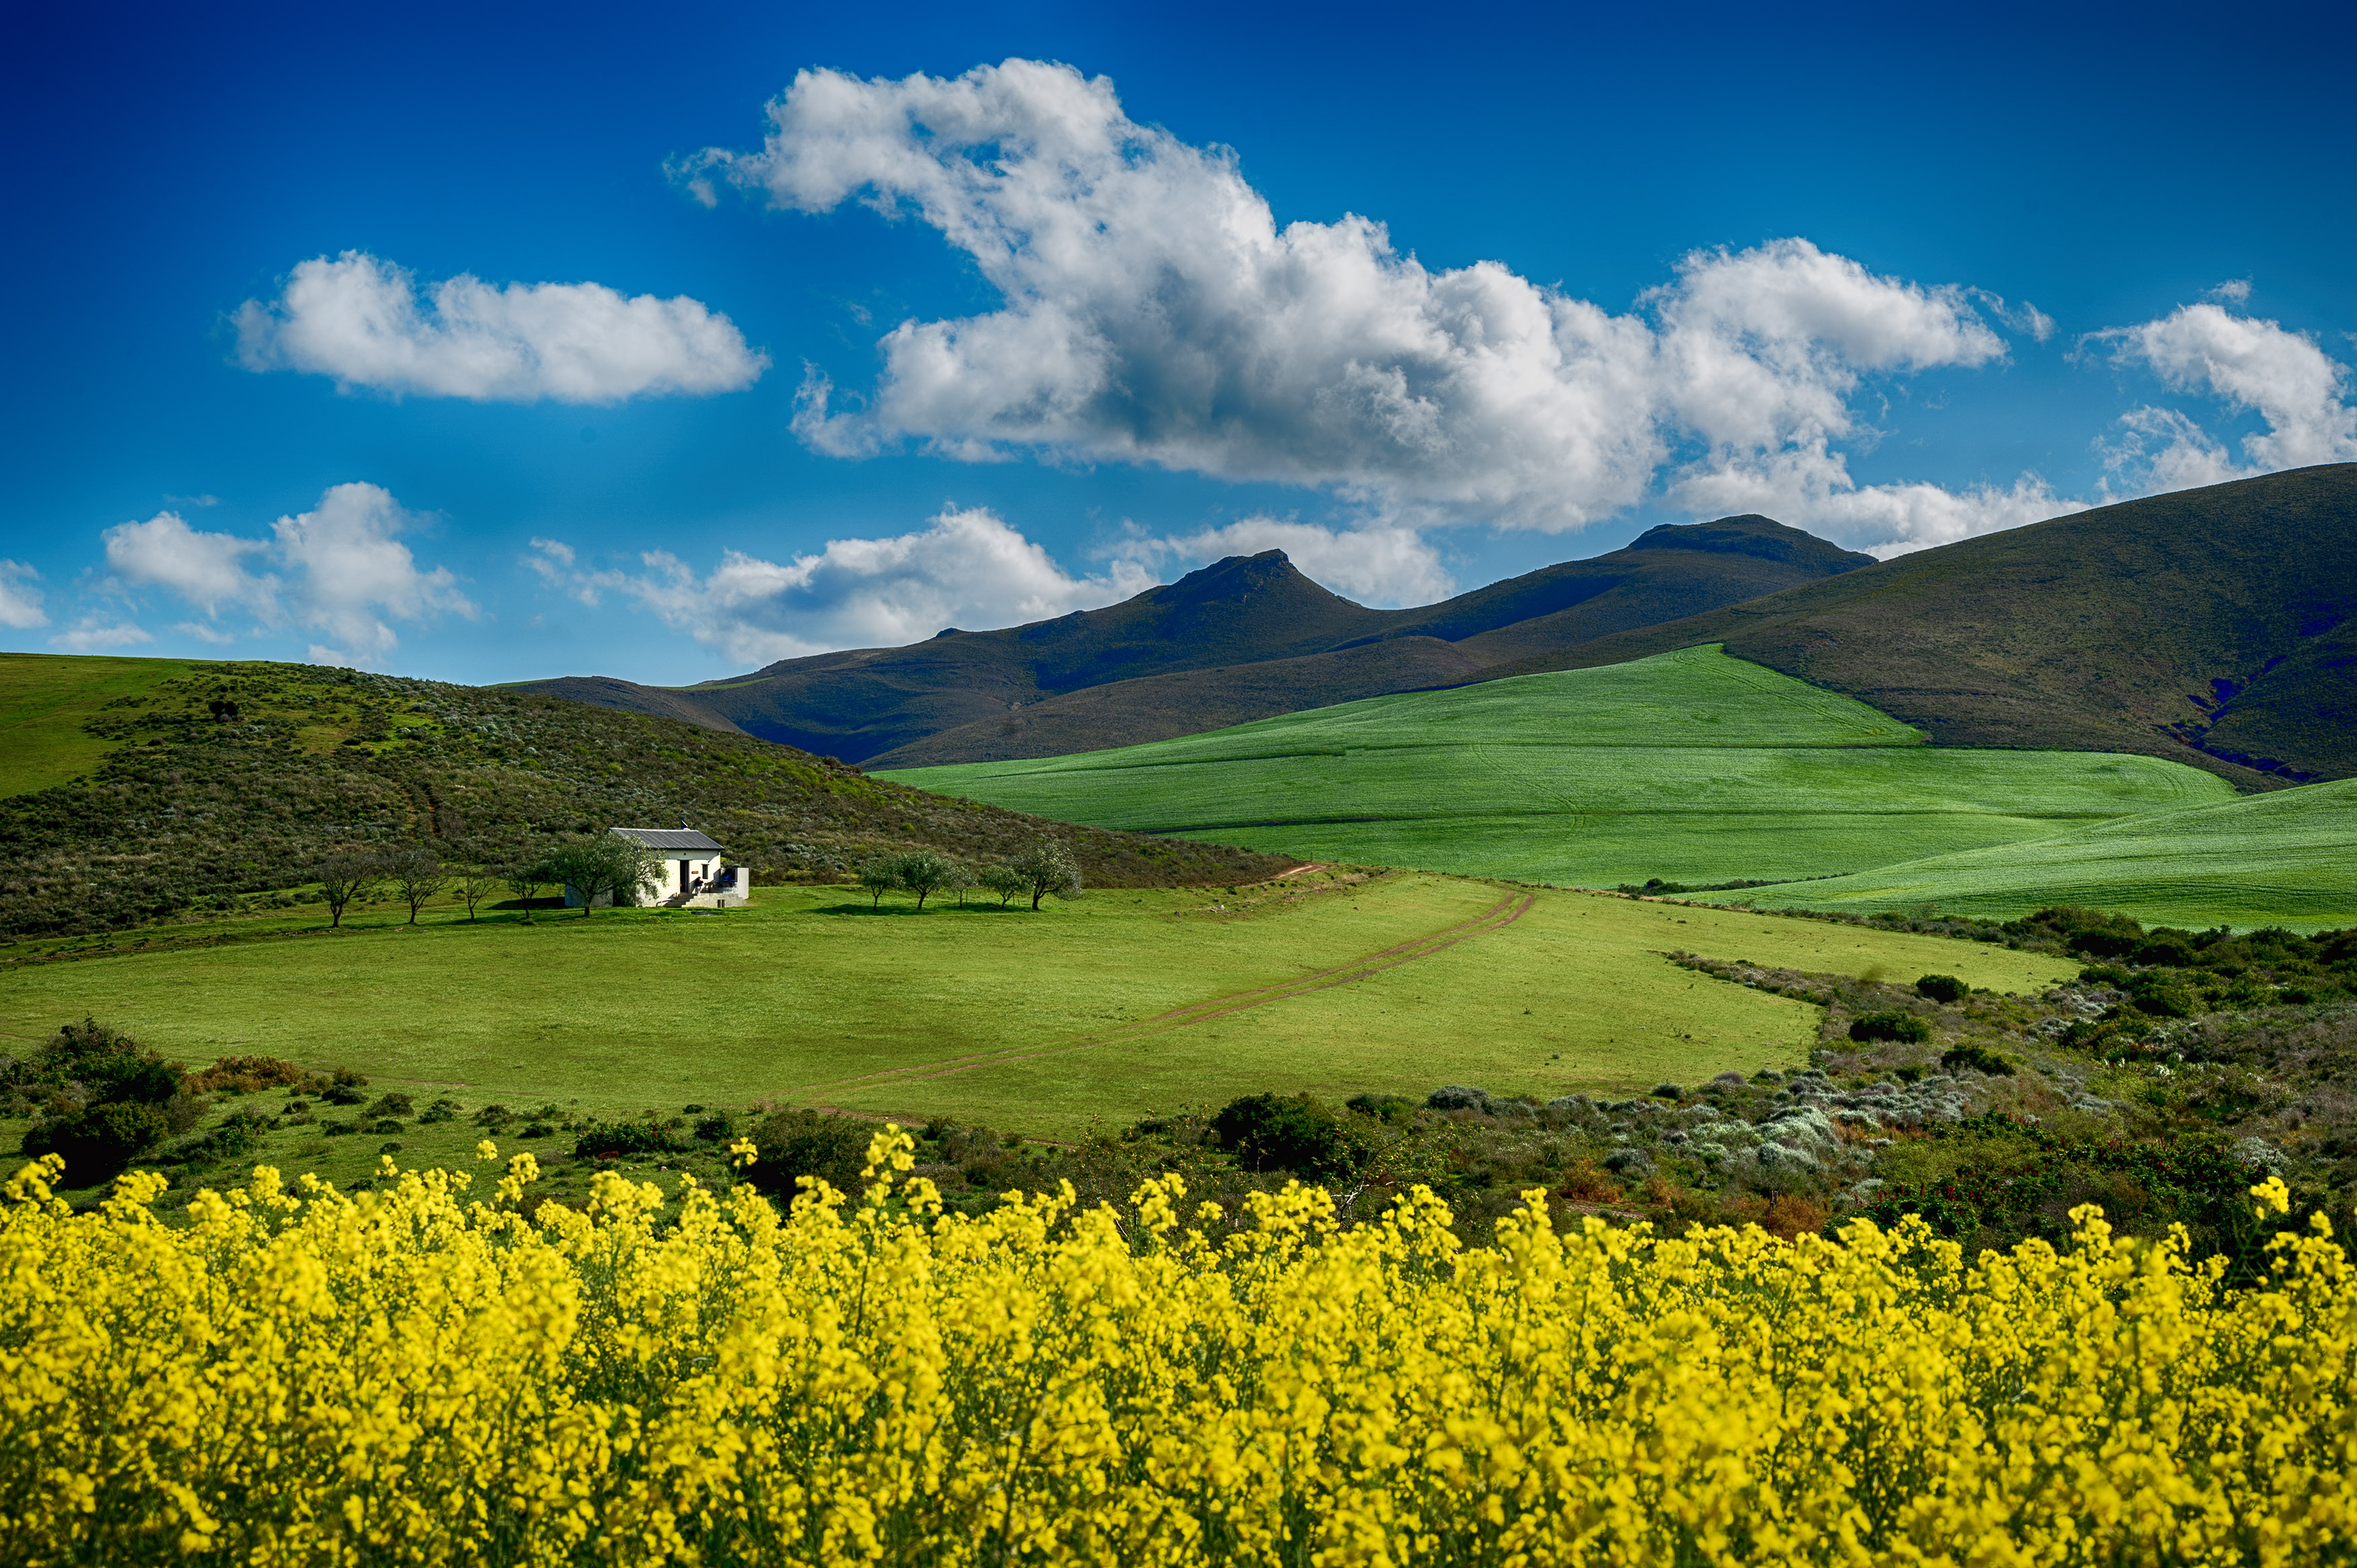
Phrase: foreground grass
[
  {"left": 886, "top": 645, "right": 2234, "bottom": 889},
  {"left": 1737, "top": 776, "right": 2357, "bottom": 931},
  {"left": 0, "top": 876, "right": 2079, "bottom": 1139}
]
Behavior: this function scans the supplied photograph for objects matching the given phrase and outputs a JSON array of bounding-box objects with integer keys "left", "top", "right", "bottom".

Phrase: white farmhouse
[{"left": 565, "top": 825, "right": 752, "bottom": 908}]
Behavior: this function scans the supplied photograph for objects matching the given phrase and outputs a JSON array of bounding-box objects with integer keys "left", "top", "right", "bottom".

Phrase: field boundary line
[{"left": 806, "top": 892, "right": 1537, "bottom": 1095}]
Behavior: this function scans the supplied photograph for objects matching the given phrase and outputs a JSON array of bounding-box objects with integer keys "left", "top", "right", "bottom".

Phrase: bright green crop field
[
  {"left": 884, "top": 646, "right": 2235, "bottom": 890},
  {"left": 0, "top": 652, "right": 196, "bottom": 797},
  {"left": 0, "top": 875, "right": 2078, "bottom": 1138},
  {"left": 1735, "top": 777, "right": 2357, "bottom": 932}
]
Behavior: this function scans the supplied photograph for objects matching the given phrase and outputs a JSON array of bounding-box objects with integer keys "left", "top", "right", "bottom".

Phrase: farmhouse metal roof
[{"left": 610, "top": 827, "right": 727, "bottom": 852}]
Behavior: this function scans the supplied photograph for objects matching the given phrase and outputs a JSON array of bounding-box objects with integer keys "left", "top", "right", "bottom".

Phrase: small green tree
[
  {"left": 1008, "top": 840, "right": 1082, "bottom": 911},
  {"left": 546, "top": 836, "right": 660, "bottom": 916},
  {"left": 383, "top": 845, "right": 449, "bottom": 925},
  {"left": 944, "top": 862, "right": 978, "bottom": 908},
  {"left": 856, "top": 856, "right": 901, "bottom": 910},
  {"left": 979, "top": 864, "right": 1026, "bottom": 908},
  {"left": 315, "top": 851, "right": 383, "bottom": 930},
  {"left": 893, "top": 850, "right": 960, "bottom": 910}
]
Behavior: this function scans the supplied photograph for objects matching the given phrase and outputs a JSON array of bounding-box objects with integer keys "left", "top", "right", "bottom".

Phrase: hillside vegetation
[
  {"left": 0, "top": 655, "right": 1291, "bottom": 939},
  {"left": 516, "top": 515, "right": 1873, "bottom": 765},
  {"left": 885, "top": 646, "right": 2235, "bottom": 890},
  {"left": 1733, "top": 776, "right": 2357, "bottom": 930},
  {"left": 1490, "top": 464, "right": 2357, "bottom": 786}
]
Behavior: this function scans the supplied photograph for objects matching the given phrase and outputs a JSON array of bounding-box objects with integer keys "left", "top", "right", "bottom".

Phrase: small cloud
[
  {"left": 162, "top": 493, "right": 221, "bottom": 508},
  {"left": 2086, "top": 299, "right": 2357, "bottom": 493},
  {"left": 0, "top": 560, "right": 47, "bottom": 629},
  {"left": 234, "top": 251, "right": 769, "bottom": 405},
  {"left": 2208, "top": 279, "right": 2253, "bottom": 304},
  {"left": 545, "top": 506, "right": 1159, "bottom": 664},
  {"left": 100, "top": 482, "right": 474, "bottom": 667},
  {"left": 49, "top": 616, "right": 153, "bottom": 652},
  {"left": 171, "top": 620, "right": 242, "bottom": 646}
]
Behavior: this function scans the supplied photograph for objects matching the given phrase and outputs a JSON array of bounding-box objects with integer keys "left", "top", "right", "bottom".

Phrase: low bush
[
  {"left": 1914, "top": 974, "right": 1968, "bottom": 1004},
  {"left": 570, "top": 1121, "right": 682, "bottom": 1159},
  {"left": 1939, "top": 1042, "right": 2015, "bottom": 1077},
  {"left": 183, "top": 1055, "right": 310, "bottom": 1094},
  {"left": 744, "top": 1108, "right": 871, "bottom": 1200},
  {"left": 1209, "top": 1093, "right": 1368, "bottom": 1180},
  {"left": 1849, "top": 1011, "right": 1931, "bottom": 1044},
  {"left": 20, "top": 1101, "right": 169, "bottom": 1182}
]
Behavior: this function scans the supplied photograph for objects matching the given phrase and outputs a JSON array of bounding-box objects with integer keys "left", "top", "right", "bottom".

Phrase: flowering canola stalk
[{"left": 0, "top": 1136, "right": 2350, "bottom": 1565}]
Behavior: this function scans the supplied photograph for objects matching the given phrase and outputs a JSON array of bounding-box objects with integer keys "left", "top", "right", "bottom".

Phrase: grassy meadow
[
  {"left": 885, "top": 645, "right": 2236, "bottom": 888},
  {"left": 1735, "top": 776, "right": 2357, "bottom": 931},
  {"left": 0, "top": 650, "right": 194, "bottom": 798},
  {"left": 0, "top": 874, "right": 2079, "bottom": 1149}
]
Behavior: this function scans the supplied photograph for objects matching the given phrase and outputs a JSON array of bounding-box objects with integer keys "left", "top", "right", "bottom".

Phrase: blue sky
[{"left": 4, "top": 0, "right": 2352, "bottom": 684}]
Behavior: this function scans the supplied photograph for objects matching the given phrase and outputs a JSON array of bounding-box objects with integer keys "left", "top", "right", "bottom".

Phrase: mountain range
[
  {"left": 515, "top": 464, "right": 2357, "bottom": 786},
  {"left": 517, "top": 514, "right": 1874, "bottom": 765}
]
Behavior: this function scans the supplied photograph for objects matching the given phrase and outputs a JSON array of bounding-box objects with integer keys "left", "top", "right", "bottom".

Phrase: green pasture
[
  {"left": 1734, "top": 778, "right": 2357, "bottom": 932},
  {"left": 0, "top": 877, "right": 2079, "bottom": 1138},
  {"left": 884, "top": 646, "right": 2235, "bottom": 889},
  {"left": 0, "top": 652, "right": 196, "bottom": 797}
]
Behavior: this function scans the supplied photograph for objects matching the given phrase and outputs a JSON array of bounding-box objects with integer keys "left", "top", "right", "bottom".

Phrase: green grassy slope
[
  {"left": 0, "top": 654, "right": 1293, "bottom": 939},
  {"left": 886, "top": 646, "right": 2236, "bottom": 889},
  {"left": 1731, "top": 777, "right": 2357, "bottom": 932},
  {"left": 0, "top": 652, "right": 196, "bottom": 798},
  {"left": 1482, "top": 465, "right": 2357, "bottom": 786},
  {"left": 0, "top": 875, "right": 2081, "bottom": 1138}
]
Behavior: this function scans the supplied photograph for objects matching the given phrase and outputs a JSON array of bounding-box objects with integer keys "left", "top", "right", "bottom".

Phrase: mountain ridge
[{"left": 516, "top": 514, "right": 1874, "bottom": 765}]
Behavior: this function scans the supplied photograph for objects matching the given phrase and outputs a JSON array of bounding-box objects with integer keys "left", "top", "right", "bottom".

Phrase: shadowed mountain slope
[
  {"left": 519, "top": 516, "right": 1872, "bottom": 766},
  {"left": 1475, "top": 465, "right": 2357, "bottom": 787}
]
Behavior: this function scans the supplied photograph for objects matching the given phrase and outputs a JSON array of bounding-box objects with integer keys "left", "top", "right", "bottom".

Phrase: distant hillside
[
  {"left": 0, "top": 656, "right": 1295, "bottom": 939},
  {"left": 1482, "top": 465, "right": 2357, "bottom": 787},
  {"left": 516, "top": 516, "right": 1873, "bottom": 766},
  {"left": 884, "top": 645, "right": 2232, "bottom": 892},
  {"left": 1734, "top": 776, "right": 2357, "bottom": 932}
]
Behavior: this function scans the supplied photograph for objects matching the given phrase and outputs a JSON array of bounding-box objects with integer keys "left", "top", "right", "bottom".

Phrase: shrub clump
[
  {"left": 1939, "top": 1042, "right": 2016, "bottom": 1077},
  {"left": 744, "top": 1109, "right": 872, "bottom": 1201},
  {"left": 1915, "top": 974, "right": 1968, "bottom": 1004},
  {"left": 1209, "top": 1093, "right": 1368, "bottom": 1180},
  {"left": 571, "top": 1121, "right": 684, "bottom": 1159},
  {"left": 22, "top": 1101, "right": 169, "bottom": 1181},
  {"left": 1849, "top": 1011, "right": 1932, "bottom": 1044}
]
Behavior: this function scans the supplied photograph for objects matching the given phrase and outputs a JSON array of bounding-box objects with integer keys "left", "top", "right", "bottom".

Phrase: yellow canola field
[{"left": 1, "top": 1133, "right": 2352, "bottom": 1567}]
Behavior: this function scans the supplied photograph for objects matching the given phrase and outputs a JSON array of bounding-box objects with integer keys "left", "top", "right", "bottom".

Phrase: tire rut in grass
[{"left": 803, "top": 892, "right": 1539, "bottom": 1093}]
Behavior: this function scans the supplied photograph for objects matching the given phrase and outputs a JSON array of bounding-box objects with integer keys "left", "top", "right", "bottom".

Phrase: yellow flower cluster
[{"left": 0, "top": 1135, "right": 2350, "bottom": 1566}]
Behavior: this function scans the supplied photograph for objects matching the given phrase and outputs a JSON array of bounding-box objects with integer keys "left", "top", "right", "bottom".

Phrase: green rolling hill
[
  {"left": 1731, "top": 777, "right": 2357, "bottom": 932},
  {"left": 882, "top": 646, "right": 2236, "bottom": 889}
]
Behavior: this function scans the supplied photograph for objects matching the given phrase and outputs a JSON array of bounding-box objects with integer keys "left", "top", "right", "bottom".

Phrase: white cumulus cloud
[
  {"left": 102, "top": 482, "right": 475, "bottom": 665},
  {"left": 686, "top": 60, "right": 2059, "bottom": 553},
  {"left": 0, "top": 561, "right": 47, "bottom": 630},
  {"left": 235, "top": 252, "right": 768, "bottom": 404},
  {"left": 2090, "top": 300, "right": 2357, "bottom": 490},
  {"left": 533, "top": 505, "right": 1160, "bottom": 665},
  {"left": 49, "top": 617, "right": 154, "bottom": 652}
]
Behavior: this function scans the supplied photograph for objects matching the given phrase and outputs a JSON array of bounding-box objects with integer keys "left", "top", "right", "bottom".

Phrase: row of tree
[
  {"left": 856, "top": 842, "right": 1081, "bottom": 912},
  {"left": 312, "top": 835, "right": 667, "bottom": 927},
  {"left": 308, "top": 833, "right": 1082, "bottom": 926}
]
